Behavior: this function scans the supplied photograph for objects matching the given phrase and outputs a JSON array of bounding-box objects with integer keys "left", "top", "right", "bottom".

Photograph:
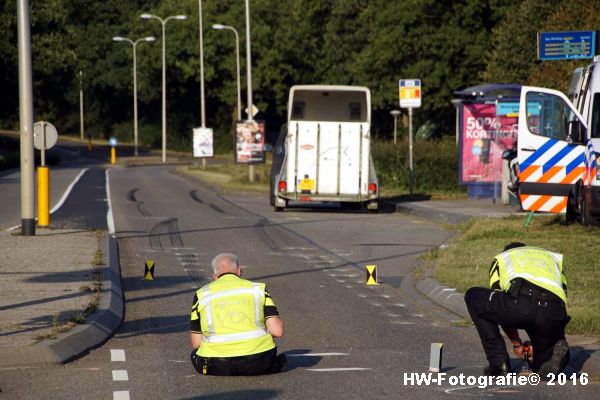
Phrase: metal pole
[
  {"left": 409, "top": 107, "right": 414, "bottom": 195},
  {"left": 393, "top": 115, "right": 398, "bottom": 144},
  {"left": 17, "top": 0, "right": 35, "bottom": 236},
  {"left": 161, "top": 21, "right": 167, "bottom": 163},
  {"left": 234, "top": 29, "right": 241, "bottom": 121},
  {"left": 133, "top": 42, "right": 138, "bottom": 156},
  {"left": 245, "top": 0, "right": 255, "bottom": 183},
  {"left": 79, "top": 70, "right": 84, "bottom": 140},
  {"left": 198, "top": 1, "right": 207, "bottom": 168}
]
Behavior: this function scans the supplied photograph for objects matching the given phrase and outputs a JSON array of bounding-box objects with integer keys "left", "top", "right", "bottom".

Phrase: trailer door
[{"left": 517, "top": 86, "right": 587, "bottom": 213}]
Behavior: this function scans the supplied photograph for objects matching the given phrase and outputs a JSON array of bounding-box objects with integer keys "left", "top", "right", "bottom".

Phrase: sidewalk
[
  {"left": 0, "top": 228, "right": 122, "bottom": 366},
  {"left": 385, "top": 197, "right": 600, "bottom": 381}
]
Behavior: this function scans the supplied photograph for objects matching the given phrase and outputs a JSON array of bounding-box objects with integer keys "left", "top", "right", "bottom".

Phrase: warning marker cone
[
  {"left": 366, "top": 265, "right": 378, "bottom": 285},
  {"left": 144, "top": 260, "right": 155, "bottom": 280}
]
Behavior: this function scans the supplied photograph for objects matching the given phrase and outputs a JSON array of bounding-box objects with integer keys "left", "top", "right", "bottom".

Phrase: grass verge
[{"left": 420, "top": 214, "right": 600, "bottom": 336}]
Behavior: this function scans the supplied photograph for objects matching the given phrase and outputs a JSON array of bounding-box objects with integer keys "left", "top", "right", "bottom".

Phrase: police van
[{"left": 517, "top": 60, "right": 600, "bottom": 225}]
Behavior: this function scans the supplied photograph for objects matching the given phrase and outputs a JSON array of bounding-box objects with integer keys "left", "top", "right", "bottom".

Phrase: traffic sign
[
  {"left": 33, "top": 121, "right": 58, "bottom": 150},
  {"left": 109, "top": 137, "right": 118, "bottom": 147},
  {"left": 244, "top": 104, "right": 259, "bottom": 118},
  {"left": 538, "top": 31, "right": 596, "bottom": 60},
  {"left": 399, "top": 79, "right": 421, "bottom": 108}
]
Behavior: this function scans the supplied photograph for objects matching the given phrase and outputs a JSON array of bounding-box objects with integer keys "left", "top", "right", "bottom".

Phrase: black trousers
[
  {"left": 190, "top": 347, "right": 278, "bottom": 376},
  {"left": 464, "top": 287, "right": 570, "bottom": 372}
]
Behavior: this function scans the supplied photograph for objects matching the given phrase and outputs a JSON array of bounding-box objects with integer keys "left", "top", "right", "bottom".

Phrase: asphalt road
[{"left": 1, "top": 158, "right": 598, "bottom": 399}]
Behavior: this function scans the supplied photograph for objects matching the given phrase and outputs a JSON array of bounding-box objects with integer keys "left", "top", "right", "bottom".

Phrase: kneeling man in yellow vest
[{"left": 190, "top": 253, "right": 287, "bottom": 376}]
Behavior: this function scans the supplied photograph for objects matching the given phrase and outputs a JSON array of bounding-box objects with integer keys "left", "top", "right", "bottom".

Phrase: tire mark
[
  {"left": 209, "top": 204, "right": 225, "bottom": 214},
  {"left": 189, "top": 190, "right": 204, "bottom": 204},
  {"left": 127, "top": 188, "right": 151, "bottom": 216},
  {"left": 148, "top": 218, "right": 184, "bottom": 249}
]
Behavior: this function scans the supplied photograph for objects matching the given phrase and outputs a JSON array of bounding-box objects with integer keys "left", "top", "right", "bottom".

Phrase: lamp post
[
  {"left": 245, "top": 0, "right": 255, "bottom": 182},
  {"left": 79, "top": 70, "right": 84, "bottom": 141},
  {"left": 140, "top": 12, "right": 187, "bottom": 163},
  {"left": 212, "top": 24, "right": 241, "bottom": 121},
  {"left": 113, "top": 36, "right": 155, "bottom": 157},
  {"left": 390, "top": 110, "right": 401, "bottom": 144}
]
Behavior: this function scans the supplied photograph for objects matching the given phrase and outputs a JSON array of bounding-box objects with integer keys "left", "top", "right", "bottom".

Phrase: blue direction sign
[{"left": 538, "top": 31, "right": 596, "bottom": 61}]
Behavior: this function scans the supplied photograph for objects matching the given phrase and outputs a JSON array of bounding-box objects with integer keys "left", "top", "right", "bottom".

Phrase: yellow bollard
[
  {"left": 111, "top": 147, "right": 116, "bottom": 165},
  {"left": 37, "top": 166, "right": 50, "bottom": 227}
]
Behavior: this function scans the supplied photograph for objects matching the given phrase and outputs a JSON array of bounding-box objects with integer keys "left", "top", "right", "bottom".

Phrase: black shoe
[
  {"left": 483, "top": 361, "right": 510, "bottom": 376},
  {"left": 275, "top": 354, "right": 288, "bottom": 373},
  {"left": 537, "top": 340, "right": 569, "bottom": 378}
]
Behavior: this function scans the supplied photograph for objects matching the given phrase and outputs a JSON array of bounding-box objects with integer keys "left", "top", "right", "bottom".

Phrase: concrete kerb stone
[
  {"left": 389, "top": 201, "right": 471, "bottom": 224},
  {"left": 0, "top": 234, "right": 123, "bottom": 367}
]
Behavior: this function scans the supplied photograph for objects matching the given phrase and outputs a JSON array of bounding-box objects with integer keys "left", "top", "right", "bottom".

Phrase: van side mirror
[{"left": 567, "top": 120, "right": 585, "bottom": 143}]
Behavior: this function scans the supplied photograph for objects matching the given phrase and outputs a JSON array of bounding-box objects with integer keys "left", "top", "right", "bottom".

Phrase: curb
[
  {"left": 0, "top": 234, "right": 123, "bottom": 367},
  {"left": 385, "top": 201, "right": 471, "bottom": 224}
]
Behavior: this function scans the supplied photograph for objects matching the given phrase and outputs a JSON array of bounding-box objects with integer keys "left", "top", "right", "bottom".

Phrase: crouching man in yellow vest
[
  {"left": 465, "top": 242, "right": 570, "bottom": 378},
  {"left": 190, "top": 253, "right": 286, "bottom": 376}
]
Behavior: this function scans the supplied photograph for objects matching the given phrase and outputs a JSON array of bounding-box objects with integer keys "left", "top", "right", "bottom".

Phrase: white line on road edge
[
  {"left": 106, "top": 169, "right": 115, "bottom": 235},
  {"left": 50, "top": 168, "right": 89, "bottom": 214},
  {"left": 286, "top": 353, "right": 349, "bottom": 357},
  {"left": 6, "top": 167, "right": 89, "bottom": 232},
  {"left": 111, "top": 349, "right": 126, "bottom": 362},
  {"left": 306, "top": 368, "right": 372, "bottom": 372},
  {"left": 112, "top": 370, "right": 129, "bottom": 381},
  {"left": 113, "top": 391, "right": 130, "bottom": 400}
]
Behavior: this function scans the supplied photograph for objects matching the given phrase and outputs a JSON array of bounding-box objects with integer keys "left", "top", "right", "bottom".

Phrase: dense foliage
[{"left": 0, "top": 0, "right": 596, "bottom": 153}]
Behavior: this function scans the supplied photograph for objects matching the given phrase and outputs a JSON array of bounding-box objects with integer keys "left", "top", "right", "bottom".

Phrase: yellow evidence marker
[
  {"left": 366, "top": 265, "right": 378, "bottom": 285},
  {"left": 144, "top": 260, "right": 155, "bottom": 280}
]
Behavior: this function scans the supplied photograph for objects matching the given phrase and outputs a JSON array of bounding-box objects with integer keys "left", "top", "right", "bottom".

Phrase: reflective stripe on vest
[
  {"left": 495, "top": 247, "right": 567, "bottom": 303},
  {"left": 199, "top": 283, "right": 266, "bottom": 343}
]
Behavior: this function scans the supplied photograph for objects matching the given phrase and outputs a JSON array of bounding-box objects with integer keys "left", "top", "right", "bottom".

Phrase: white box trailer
[{"left": 270, "top": 85, "right": 379, "bottom": 212}]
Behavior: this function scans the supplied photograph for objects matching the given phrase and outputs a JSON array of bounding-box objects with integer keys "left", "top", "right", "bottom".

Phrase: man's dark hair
[{"left": 503, "top": 242, "right": 526, "bottom": 251}]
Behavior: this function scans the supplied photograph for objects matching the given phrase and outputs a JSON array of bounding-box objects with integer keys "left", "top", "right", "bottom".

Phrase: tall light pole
[
  {"left": 140, "top": 12, "right": 187, "bottom": 163},
  {"left": 79, "top": 70, "right": 84, "bottom": 140},
  {"left": 113, "top": 35, "right": 156, "bottom": 156},
  {"left": 17, "top": 0, "right": 35, "bottom": 236},
  {"left": 245, "top": 0, "right": 255, "bottom": 182},
  {"left": 212, "top": 24, "right": 241, "bottom": 121},
  {"left": 198, "top": 1, "right": 206, "bottom": 128}
]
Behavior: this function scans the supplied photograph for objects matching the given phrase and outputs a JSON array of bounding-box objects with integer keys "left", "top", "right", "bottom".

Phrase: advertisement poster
[
  {"left": 460, "top": 102, "right": 518, "bottom": 184},
  {"left": 193, "top": 127, "right": 214, "bottom": 158},
  {"left": 235, "top": 120, "right": 265, "bottom": 164}
]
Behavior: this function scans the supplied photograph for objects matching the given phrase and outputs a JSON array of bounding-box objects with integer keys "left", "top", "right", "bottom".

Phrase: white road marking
[
  {"left": 111, "top": 349, "right": 126, "bottom": 362},
  {"left": 167, "top": 360, "right": 188, "bottom": 363},
  {"left": 105, "top": 169, "right": 115, "bottom": 235},
  {"left": 307, "top": 368, "right": 371, "bottom": 372},
  {"left": 112, "top": 370, "right": 129, "bottom": 381},
  {"left": 6, "top": 168, "right": 89, "bottom": 232},
  {"left": 113, "top": 391, "right": 131, "bottom": 400},
  {"left": 52, "top": 168, "right": 89, "bottom": 214},
  {"left": 390, "top": 321, "right": 415, "bottom": 325},
  {"left": 286, "top": 353, "right": 349, "bottom": 357}
]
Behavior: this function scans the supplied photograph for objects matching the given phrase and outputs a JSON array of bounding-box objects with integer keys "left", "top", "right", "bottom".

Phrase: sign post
[
  {"left": 399, "top": 79, "right": 422, "bottom": 195},
  {"left": 33, "top": 121, "right": 58, "bottom": 228}
]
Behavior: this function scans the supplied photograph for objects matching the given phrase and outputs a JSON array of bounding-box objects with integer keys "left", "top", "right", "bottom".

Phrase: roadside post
[
  {"left": 33, "top": 121, "right": 58, "bottom": 228},
  {"left": 390, "top": 110, "right": 401, "bottom": 144},
  {"left": 399, "top": 79, "right": 421, "bottom": 195},
  {"left": 109, "top": 137, "right": 117, "bottom": 165}
]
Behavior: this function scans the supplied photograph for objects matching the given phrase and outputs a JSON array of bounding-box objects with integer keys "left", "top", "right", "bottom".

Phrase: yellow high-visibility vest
[
  {"left": 193, "top": 275, "right": 275, "bottom": 358},
  {"left": 489, "top": 246, "right": 567, "bottom": 303}
]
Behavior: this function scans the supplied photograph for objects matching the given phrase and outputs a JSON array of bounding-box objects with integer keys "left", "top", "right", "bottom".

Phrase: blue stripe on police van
[
  {"left": 543, "top": 143, "right": 578, "bottom": 173},
  {"left": 520, "top": 138, "right": 558, "bottom": 171},
  {"left": 566, "top": 152, "right": 585, "bottom": 175}
]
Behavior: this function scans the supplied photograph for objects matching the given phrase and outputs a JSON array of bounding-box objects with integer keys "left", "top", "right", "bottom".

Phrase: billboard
[
  {"left": 459, "top": 102, "right": 518, "bottom": 184},
  {"left": 538, "top": 31, "right": 596, "bottom": 61},
  {"left": 235, "top": 120, "right": 265, "bottom": 164},
  {"left": 193, "top": 127, "right": 213, "bottom": 158}
]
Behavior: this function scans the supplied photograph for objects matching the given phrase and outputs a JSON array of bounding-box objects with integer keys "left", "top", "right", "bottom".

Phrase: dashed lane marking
[
  {"left": 307, "top": 368, "right": 372, "bottom": 372},
  {"left": 113, "top": 391, "right": 131, "bottom": 400},
  {"left": 110, "top": 349, "right": 126, "bottom": 362},
  {"left": 286, "top": 353, "right": 349, "bottom": 357},
  {"left": 112, "top": 370, "right": 129, "bottom": 381}
]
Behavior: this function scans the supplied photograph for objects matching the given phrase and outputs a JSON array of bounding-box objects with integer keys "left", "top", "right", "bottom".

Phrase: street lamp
[
  {"left": 244, "top": 0, "right": 255, "bottom": 183},
  {"left": 113, "top": 35, "right": 155, "bottom": 156},
  {"left": 390, "top": 110, "right": 401, "bottom": 144},
  {"left": 140, "top": 12, "right": 187, "bottom": 163},
  {"left": 212, "top": 24, "right": 241, "bottom": 121}
]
